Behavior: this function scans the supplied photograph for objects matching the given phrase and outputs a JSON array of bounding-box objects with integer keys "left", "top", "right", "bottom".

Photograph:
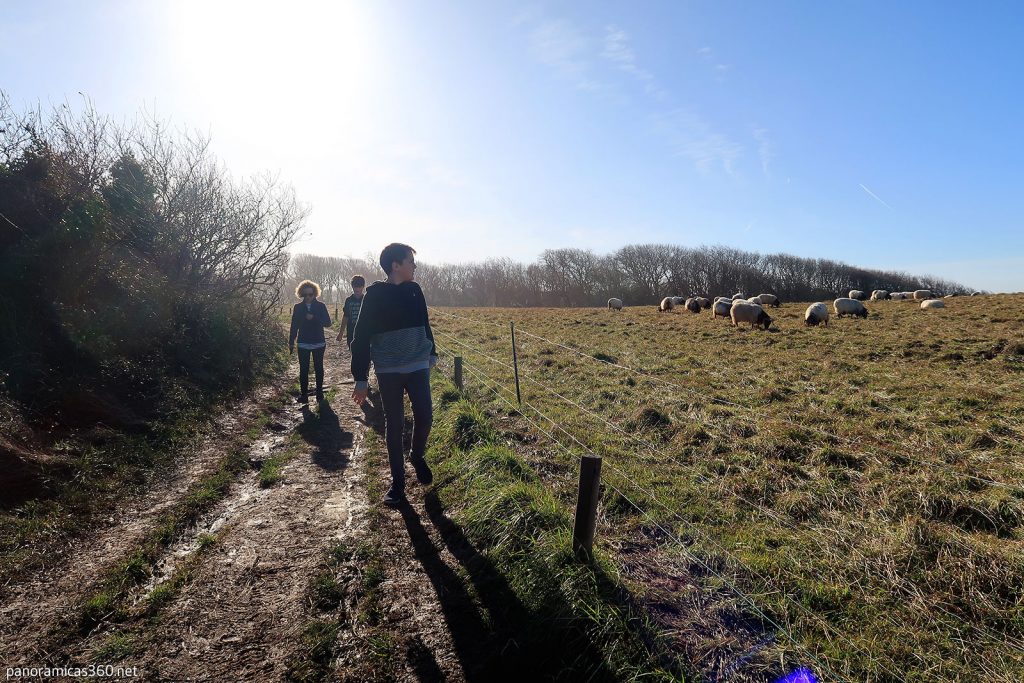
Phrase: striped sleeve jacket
[{"left": 350, "top": 280, "right": 437, "bottom": 389}]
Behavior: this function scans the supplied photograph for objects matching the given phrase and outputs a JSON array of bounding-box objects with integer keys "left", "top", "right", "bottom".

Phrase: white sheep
[
  {"left": 754, "top": 293, "right": 780, "bottom": 308},
  {"left": 921, "top": 299, "right": 946, "bottom": 309},
  {"left": 671, "top": 296, "right": 685, "bottom": 305},
  {"left": 732, "top": 292, "right": 746, "bottom": 300},
  {"left": 730, "top": 301, "right": 773, "bottom": 330},
  {"left": 804, "top": 302, "right": 830, "bottom": 327},
  {"left": 913, "top": 289, "right": 932, "bottom": 300},
  {"left": 848, "top": 290, "right": 867, "bottom": 301},
  {"left": 695, "top": 297, "right": 712, "bottom": 310},
  {"left": 711, "top": 299, "right": 732, "bottom": 319},
  {"left": 659, "top": 297, "right": 675, "bottom": 312},
  {"left": 607, "top": 298, "right": 623, "bottom": 311},
  {"left": 870, "top": 290, "right": 889, "bottom": 300},
  {"left": 834, "top": 298, "right": 869, "bottom": 318}
]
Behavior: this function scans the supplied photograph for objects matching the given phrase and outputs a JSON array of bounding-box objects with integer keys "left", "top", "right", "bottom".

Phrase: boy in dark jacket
[
  {"left": 351, "top": 243, "right": 436, "bottom": 506},
  {"left": 289, "top": 279, "right": 333, "bottom": 403},
  {"left": 336, "top": 274, "right": 365, "bottom": 348}
]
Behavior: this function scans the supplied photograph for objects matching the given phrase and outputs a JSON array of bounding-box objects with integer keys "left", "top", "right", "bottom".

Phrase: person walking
[
  {"left": 289, "top": 279, "right": 332, "bottom": 404},
  {"left": 336, "top": 274, "right": 366, "bottom": 349},
  {"left": 350, "top": 243, "right": 435, "bottom": 506}
]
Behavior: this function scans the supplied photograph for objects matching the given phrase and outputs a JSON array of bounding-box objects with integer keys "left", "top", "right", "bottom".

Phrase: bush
[{"left": 0, "top": 95, "right": 305, "bottom": 427}]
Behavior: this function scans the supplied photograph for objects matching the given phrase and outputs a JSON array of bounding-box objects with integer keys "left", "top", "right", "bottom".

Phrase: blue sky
[{"left": 3, "top": 0, "right": 1022, "bottom": 290}]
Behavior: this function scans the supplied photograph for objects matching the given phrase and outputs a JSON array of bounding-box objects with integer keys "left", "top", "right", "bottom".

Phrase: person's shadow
[
  {"left": 297, "top": 400, "right": 351, "bottom": 471},
  {"left": 394, "top": 479, "right": 621, "bottom": 682}
]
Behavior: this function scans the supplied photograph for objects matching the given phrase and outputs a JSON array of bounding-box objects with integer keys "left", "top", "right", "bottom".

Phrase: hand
[
  {"left": 353, "top": 387, "right": 368, "bottom": 405},
  {"left": 305, "top": 313, "right": 314, "bottom": 321}
]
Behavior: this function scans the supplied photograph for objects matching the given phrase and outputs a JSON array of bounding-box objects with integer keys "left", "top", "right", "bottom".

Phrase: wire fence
[{"left": 427, "top": 306, "right": 1024, "bottom": 682}]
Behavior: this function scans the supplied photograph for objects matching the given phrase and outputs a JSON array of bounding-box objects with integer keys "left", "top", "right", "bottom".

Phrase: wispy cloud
[
  {"left": 653, "top": 109, "right": 744, "bottom": 175},
  {"left": 522, "top": 18, "right": 746, "bottom": 175},
  {"left": 529, "top": 20, "right": 603, "bottom": 90},
  {"left": 752, "top": 127, "right": 774, "bottom": 177},
  {"left": 602, "top": 25, "right": 669, "bottom": 99},
  {"left": 859, "top": 183, "right": 893, "bottom": 209}
]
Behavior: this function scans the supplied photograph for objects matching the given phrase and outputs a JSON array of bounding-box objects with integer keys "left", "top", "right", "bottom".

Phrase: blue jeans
[{"left": 376, "top": 369, "right": 433, "bottom": 492}]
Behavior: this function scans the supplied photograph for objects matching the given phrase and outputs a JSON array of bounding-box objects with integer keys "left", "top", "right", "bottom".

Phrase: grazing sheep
[
  {"left": 913, "top": 289, "right": 932, "bottom": 300},
  {"left": 972, "top": 291, "right": 982, "bottom": 296},
  {"left": 671, "top": 296, "right": 685, "bottom": 305},
  {"left": 753, "top": 293, "right": 780, "bottom": 307},
  {"left": 695, "top": 297, "right": 712, "bottom": 310},
  {"left": 834, "top": 298, "right": 869, "bottom": 318},
  {"left": 711, "top": 299, "right": 732, "bottom": 319},
  {"left": 890, "top": 292, "right": 908, "bottom": 300},
  {"left": 732, "top": 292, "right": 746, "bottom": 300},
  {"left": 730, "top": 301, "right": 772, "bottom": 330},
  {"left": 870, "top": 290, "right": 890, "bottom": 301},
  {"left": 921, "top": 299, "right": 946, "bottom": 309},
  {"left": 659, "top": 297, "right": 675, "bottom": 312},
  {"left": 607, "top": 297, "right": 623, "bottom": 310},
  {"left": 804, "top": 302, "right": 830, "bottom": 327},
  {"left": 849, "top": 290, "right": 867, "bottom": 301},
  {"left": 684, "top": 297, "right": 702, "bottom": 313}
]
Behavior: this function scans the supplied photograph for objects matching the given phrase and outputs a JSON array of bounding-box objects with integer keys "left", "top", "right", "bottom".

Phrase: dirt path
[
  {"left": 0, "top": 377, "right": 293, "bottom": 664},
  {"left": 2, "top": 345, "right": 499, "bottom": 682}
]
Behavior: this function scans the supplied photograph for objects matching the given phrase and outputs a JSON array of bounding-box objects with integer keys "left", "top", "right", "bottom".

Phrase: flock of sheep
[{"left": 605, "top": 288, "right": 977, "bottom": 330}]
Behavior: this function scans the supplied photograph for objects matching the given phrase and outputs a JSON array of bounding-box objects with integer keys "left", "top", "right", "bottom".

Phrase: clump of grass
[
  {"left": 444, "top": 400, "right": 497, "bottom": 451},
  {"left": 625, "top": 406, "right": 673, "bottom": 439},
  {"left": 93, "top": 631, "right": 136, "bottom": 661},
  {"left": 310, "top": 570, "right": 345, "bottom": 611},
  {"left": 285, "top": 620, "right": 340, "bottom": 682}
]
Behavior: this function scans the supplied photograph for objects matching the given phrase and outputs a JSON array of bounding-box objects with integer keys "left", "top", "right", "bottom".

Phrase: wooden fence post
[
  {"left": 454, "top": 356, "right": 463, "bottom": 391},
  {"left": 511, "top": 321, "right": 522, "bottom": 407},
  {"left": 573, "top": 455, "right": 602, "bottom": 561}
]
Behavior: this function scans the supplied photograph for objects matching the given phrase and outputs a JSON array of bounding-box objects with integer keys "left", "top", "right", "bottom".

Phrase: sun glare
[{"left": 165, "top": 0, "right": 374, "bottom": 141}]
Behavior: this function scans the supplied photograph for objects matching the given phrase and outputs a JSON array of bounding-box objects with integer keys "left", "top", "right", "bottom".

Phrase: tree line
[{"left": 285, "top": 245, "right": 971, "bottom": 308}]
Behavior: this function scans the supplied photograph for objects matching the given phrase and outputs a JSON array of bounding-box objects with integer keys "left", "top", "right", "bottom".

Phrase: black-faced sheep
[
  {"left": 804, "top": 302, "right": 829, "bottom": 327},
  {"left": 730, "top": 301, "right": 772, "bottom": 330},
  {"left": 659, "top": 297, "right": 674, "bottom": 312},
  {"left": 870, "top": 290, "right": 889, "bottom": 300},
  {"left": 849, "top": 290, "right": 867, "bottom": 301},
  {"left": 607, "top": 298, "right": 623, "bottom": 310},
  {"left": 684, "top": 297, "right": 701, "bottom": 313},
  {"left": 913, "top": 289, "right": 932, "bottom": 300}
]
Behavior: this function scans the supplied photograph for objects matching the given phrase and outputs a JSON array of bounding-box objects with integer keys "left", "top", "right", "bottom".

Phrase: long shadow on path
[
  {"left": 395, "top": 481, "right": 621, "bottom": 682},
  {"left": 297, "top": 400, "right": 352, "bottom": 471}
]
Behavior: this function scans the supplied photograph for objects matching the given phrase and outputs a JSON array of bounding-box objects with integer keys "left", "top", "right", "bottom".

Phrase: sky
[{"left": 2, "top": 0, "right": 1023, "bottom": 291}]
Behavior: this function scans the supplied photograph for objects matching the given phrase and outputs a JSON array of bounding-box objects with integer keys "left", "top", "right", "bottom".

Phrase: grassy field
[{"left": 427, "top": 295, "right": 1024, "bottom": 682}]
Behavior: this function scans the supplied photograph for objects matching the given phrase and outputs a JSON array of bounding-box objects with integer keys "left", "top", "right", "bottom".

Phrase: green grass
[{"left": 428, "top": 295, "right": 1024, "bottom": 682}]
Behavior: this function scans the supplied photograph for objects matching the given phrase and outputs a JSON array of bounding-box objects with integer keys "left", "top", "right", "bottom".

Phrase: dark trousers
[
  {"left": 298, "top": 346, "right": 325, "bottom": 396},
  {"left": 377, "top": 369, "right": 433, "bottom": 492}
]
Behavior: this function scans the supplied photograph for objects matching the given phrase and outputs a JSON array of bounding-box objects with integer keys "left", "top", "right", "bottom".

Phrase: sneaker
[
  {"left": 382, "top": 488, "right": 407, "bottom": 506},
  {"left": 411, "top": 456, "right": 433, "bottom": 486}
]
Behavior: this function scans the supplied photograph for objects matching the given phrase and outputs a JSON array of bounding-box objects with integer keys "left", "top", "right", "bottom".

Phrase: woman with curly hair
[{"left": 288, "top": 279, "right": 332, "bottom": 403}]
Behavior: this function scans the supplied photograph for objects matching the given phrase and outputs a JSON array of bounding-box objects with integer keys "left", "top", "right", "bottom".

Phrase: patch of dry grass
[{"left": 428, "top": 295, "right": 1024, "bottom": 681}]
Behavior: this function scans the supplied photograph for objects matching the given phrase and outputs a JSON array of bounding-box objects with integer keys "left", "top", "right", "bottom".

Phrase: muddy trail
[{"left": 0, "top": 346, "right": 487, "bottom": 681}]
